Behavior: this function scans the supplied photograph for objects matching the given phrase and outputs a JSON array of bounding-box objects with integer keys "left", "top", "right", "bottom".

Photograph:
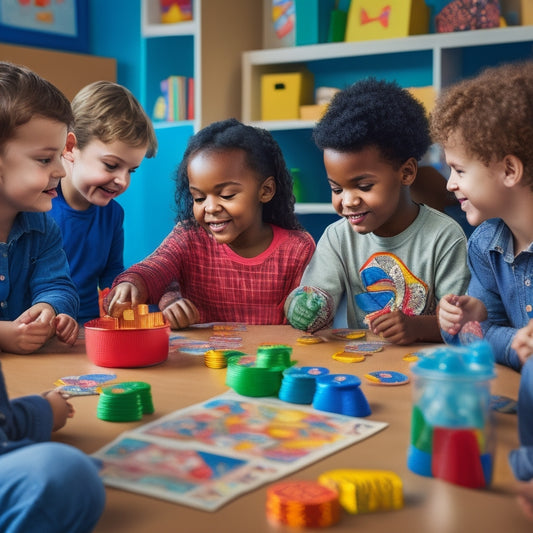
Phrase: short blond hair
[{"left": 71, "top": 80, "right": 157, "bottom": 157}]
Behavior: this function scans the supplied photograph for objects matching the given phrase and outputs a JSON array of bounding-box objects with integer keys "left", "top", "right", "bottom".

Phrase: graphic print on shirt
[{"left": 355, "top": 252, "right": 428, "bottom": 319}]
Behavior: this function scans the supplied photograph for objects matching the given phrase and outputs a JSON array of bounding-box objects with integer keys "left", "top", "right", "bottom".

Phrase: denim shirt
[
  {"left": 442, "top": 218, "right": 533, "bottom": 371},
  {"left": 0, "top": 212, "right": 79, "bottom": 321}
]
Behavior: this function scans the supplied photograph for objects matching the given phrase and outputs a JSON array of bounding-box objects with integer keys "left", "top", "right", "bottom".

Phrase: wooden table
[{"left": 2, "top": 325, "right": 530, "bottom": 532}]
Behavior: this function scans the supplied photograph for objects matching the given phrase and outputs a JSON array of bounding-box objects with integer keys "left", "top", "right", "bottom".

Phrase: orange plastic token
[{"left": 266, "top": 480, "right": 341, "bottom": 528}]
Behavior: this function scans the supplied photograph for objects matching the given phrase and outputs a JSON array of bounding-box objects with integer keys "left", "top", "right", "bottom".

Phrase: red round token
[{"left": 266, "top": 480, "right": 340, "bottom": 527}]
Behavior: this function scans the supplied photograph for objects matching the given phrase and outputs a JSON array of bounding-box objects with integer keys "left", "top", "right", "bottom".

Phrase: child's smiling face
[
  {"left": 188, "top": 148, "right": 275, "bottom": 254},
  {"left": 64, "top": 137, "right": 147, "bottom": 210},
  {"left": 444, "top": 134, "right": 509, "bottom": 227},
  {"left": 324, "top": 145, "right": 417, "bottom": 237},
  {"left": 0, "top": 116, "right": 68, "bottom": 219}
]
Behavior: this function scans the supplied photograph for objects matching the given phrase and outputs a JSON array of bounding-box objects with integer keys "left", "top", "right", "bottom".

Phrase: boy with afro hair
[{"left": 285, "top": 77, "right": 469, "bottom": 344}]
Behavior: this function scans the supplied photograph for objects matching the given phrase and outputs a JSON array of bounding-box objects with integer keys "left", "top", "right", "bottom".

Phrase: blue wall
[{"left": 89, "top": 0, "right": 194, "bottom": 267}]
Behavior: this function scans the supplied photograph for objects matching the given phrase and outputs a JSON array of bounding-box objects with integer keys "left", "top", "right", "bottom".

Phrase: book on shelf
[{"left": 155, "top": 75, "right": 194, "bottom": 122}]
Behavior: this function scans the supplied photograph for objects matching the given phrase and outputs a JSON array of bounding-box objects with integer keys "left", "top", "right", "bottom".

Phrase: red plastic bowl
[{"left": 84, "top": 319, "right": 170, "bottom": 368}]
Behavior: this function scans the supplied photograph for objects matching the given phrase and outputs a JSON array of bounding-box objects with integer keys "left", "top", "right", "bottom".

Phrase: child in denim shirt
[
  {"left": 0, "top": 61, "right": 104, "bottom": 532},
  {"left": 0, "top": 62, "right": 79, "bottom": 354},
  {"left": 431, "top": 61, "right": 533, "bottom": 485}
]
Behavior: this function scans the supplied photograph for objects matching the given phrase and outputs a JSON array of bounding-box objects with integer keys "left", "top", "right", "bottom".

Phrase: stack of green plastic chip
[
  {"left": 97, "top": 385, "right": 143, "bottom": 422},
  {"left": 117, "top": 381, "right": 154, "bottom": 414},
  {"left": 97, "top": 381, "right": 154, "bottom": 421},
  {"left": 256, "top": 344, "right": 294, "bottom": 369},
  {"left": 225, "top": 355, "right": 283, "bottom": 397}
]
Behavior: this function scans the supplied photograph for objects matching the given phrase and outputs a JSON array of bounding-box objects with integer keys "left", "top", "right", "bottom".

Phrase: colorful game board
[{"left": 92, "top": 391, "right": 387, "bottom": 511}]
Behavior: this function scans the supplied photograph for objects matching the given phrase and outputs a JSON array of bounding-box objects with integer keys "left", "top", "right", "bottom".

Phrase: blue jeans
[{"left": 0, "top": 442, "right": 105, "bottom": 533}]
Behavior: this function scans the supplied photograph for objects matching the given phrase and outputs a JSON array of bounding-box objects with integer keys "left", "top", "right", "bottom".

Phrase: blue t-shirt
[
  {"left": 0, "top": 212, "right": 79, "bottom": 321},
  {"left": 50, "top": 186, "right": 124, "bottom": 324}
]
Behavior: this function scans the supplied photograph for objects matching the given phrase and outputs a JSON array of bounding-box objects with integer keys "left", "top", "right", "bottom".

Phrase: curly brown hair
[{"left": 430, "top": 61, "right": 533, "bottom": 187}]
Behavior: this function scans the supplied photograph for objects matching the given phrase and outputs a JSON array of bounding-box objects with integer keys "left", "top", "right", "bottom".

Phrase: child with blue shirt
[
  {"left": 0, "top": 61, "right": 105, "bottom": 532},
  {"left": 0, "top": 62, "right": 80, "bottom": 354},
  {"left": 431, "top": 61, "right": 533, "bottom": 491},
  {"left": 50, "top": 81, "right": 157, "bottom": 324}
]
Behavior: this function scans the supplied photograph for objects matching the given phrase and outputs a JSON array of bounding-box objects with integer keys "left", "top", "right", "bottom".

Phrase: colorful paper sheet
[{"left": 92, "top": 391, "right": 387, "bottom": 511}]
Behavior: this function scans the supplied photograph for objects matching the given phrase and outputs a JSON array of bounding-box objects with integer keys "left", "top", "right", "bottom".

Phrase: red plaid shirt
[{"left": 115, "top": 223, "right": 315, "bottom": 324}]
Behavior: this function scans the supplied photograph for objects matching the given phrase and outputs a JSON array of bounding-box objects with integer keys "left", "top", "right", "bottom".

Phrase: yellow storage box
[
  {"left": 261, "top": 70, "right": 314, "bottom": 121},
  {"left": 407, "top": 86, "right": 437, "bottom": 115},
  {"left": 345, "top": 0, "right": 429, "bottom": 42}
]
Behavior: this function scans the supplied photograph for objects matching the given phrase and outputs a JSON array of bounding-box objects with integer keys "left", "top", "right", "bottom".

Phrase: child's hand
[
  {"left": 0, "top": 304, "right": 56, "bottom": 354},
  {"left": 517, "top": 481, "right": 533, "bottom": 522},
  {"left": 55, "top": 314, "right": 79, "bottom": 345},
  {"left": 105, "top": 282, "right": 141, "bottom": 317},
  {"left": 437, "top": 294, "right": 487, "bottom": 335},
  {"left": 43, "top": 389, "right": 75, "bottom": 431},
  {"left": 368, "top": 310, "right": 417, "bottom": 344},
  {"left": 161, "top": 297, "right": 200, "bottom": 329},
  {"left": 512, "top": 319, "right": 533, "bottom": 365}
]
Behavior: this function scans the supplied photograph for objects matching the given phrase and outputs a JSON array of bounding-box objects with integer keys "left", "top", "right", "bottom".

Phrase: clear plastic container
[{"left": 407, "top": 341, "right": 496, "bottom": 488}]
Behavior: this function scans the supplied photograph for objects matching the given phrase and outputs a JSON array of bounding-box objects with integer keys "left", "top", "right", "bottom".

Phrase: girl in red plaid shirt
[{"left": 106, "top": 119, "right": 315, "bottom": 328}]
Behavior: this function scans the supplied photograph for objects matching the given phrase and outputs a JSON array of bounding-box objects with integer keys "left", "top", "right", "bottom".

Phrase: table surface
[{"left": 2, "top": 325, "right": 531, "bottom": 533}]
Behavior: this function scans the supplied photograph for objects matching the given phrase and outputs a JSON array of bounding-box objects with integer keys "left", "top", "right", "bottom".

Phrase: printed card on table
[{"left": 92, "top": 391, "right": 387, "bottom": 511}]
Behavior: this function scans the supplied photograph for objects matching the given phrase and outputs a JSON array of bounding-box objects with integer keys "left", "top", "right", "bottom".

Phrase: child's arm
[
  {"left": 0, "top": 368, "right": 57, "bottom": 444},
  {"left": 29, "top": 216, "right": 79, "bottom": 321},
  {"left": 368, "top": 311, "right": 442, "bottom": 344},
  {"left": 285, "top": 227, "right": 345, "bottom": 332},
  {"left": 106, "top": 223, "right": 191, "bottom": 317},
  {"left": 438, "top": 294, "right": 487, "bottom": 335},
  {"left": 99, "top": 205, "right": 125, "bottom": 291},
  {"left": 512, "top": 319, "right": 533, "bottom": 365},
  {"left": 463, "top": 230, "right": 522, "bottom": 369},
  {"left": 0, "top": 303, "right": 57, "bottom": 354}
]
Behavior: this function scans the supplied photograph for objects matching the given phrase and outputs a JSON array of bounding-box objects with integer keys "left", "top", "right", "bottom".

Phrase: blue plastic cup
[{"left": 313, "top": 374, "right": 371, "bottom": 417}]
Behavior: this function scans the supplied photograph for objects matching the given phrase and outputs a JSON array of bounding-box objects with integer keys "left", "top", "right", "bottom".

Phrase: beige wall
[{"left": 0, "top": 42, "right": 116, "bottom": 100}]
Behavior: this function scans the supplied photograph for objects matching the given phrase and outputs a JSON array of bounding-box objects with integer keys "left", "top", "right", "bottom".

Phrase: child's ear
[
  {"left": 502, "top": 154, "right": 524, "bottom": 187},
  {"left": 400, "top": 157, "right": 417, "bottom": 186},
  {"left": 62, "top": 132, "right": 77, "bottom": 162},
  {"left": 259, "top": 176, "right": 276, "bottom": 203}
]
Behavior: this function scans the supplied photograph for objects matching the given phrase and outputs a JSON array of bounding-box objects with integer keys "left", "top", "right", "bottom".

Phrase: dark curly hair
[
  {"left": 430, "top": 60, "right": 533, "bottom": 188},
  {"left": 313, "top": 77, "right": 431, "bottom": 168},
  {"left": 174, "top": 118, "right": 301, "bottom": 229}
]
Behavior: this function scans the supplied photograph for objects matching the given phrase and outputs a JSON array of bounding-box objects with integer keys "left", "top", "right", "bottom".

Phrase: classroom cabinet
[{"left": 241, "top": 25, "right": 533, "bottom": 240}]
